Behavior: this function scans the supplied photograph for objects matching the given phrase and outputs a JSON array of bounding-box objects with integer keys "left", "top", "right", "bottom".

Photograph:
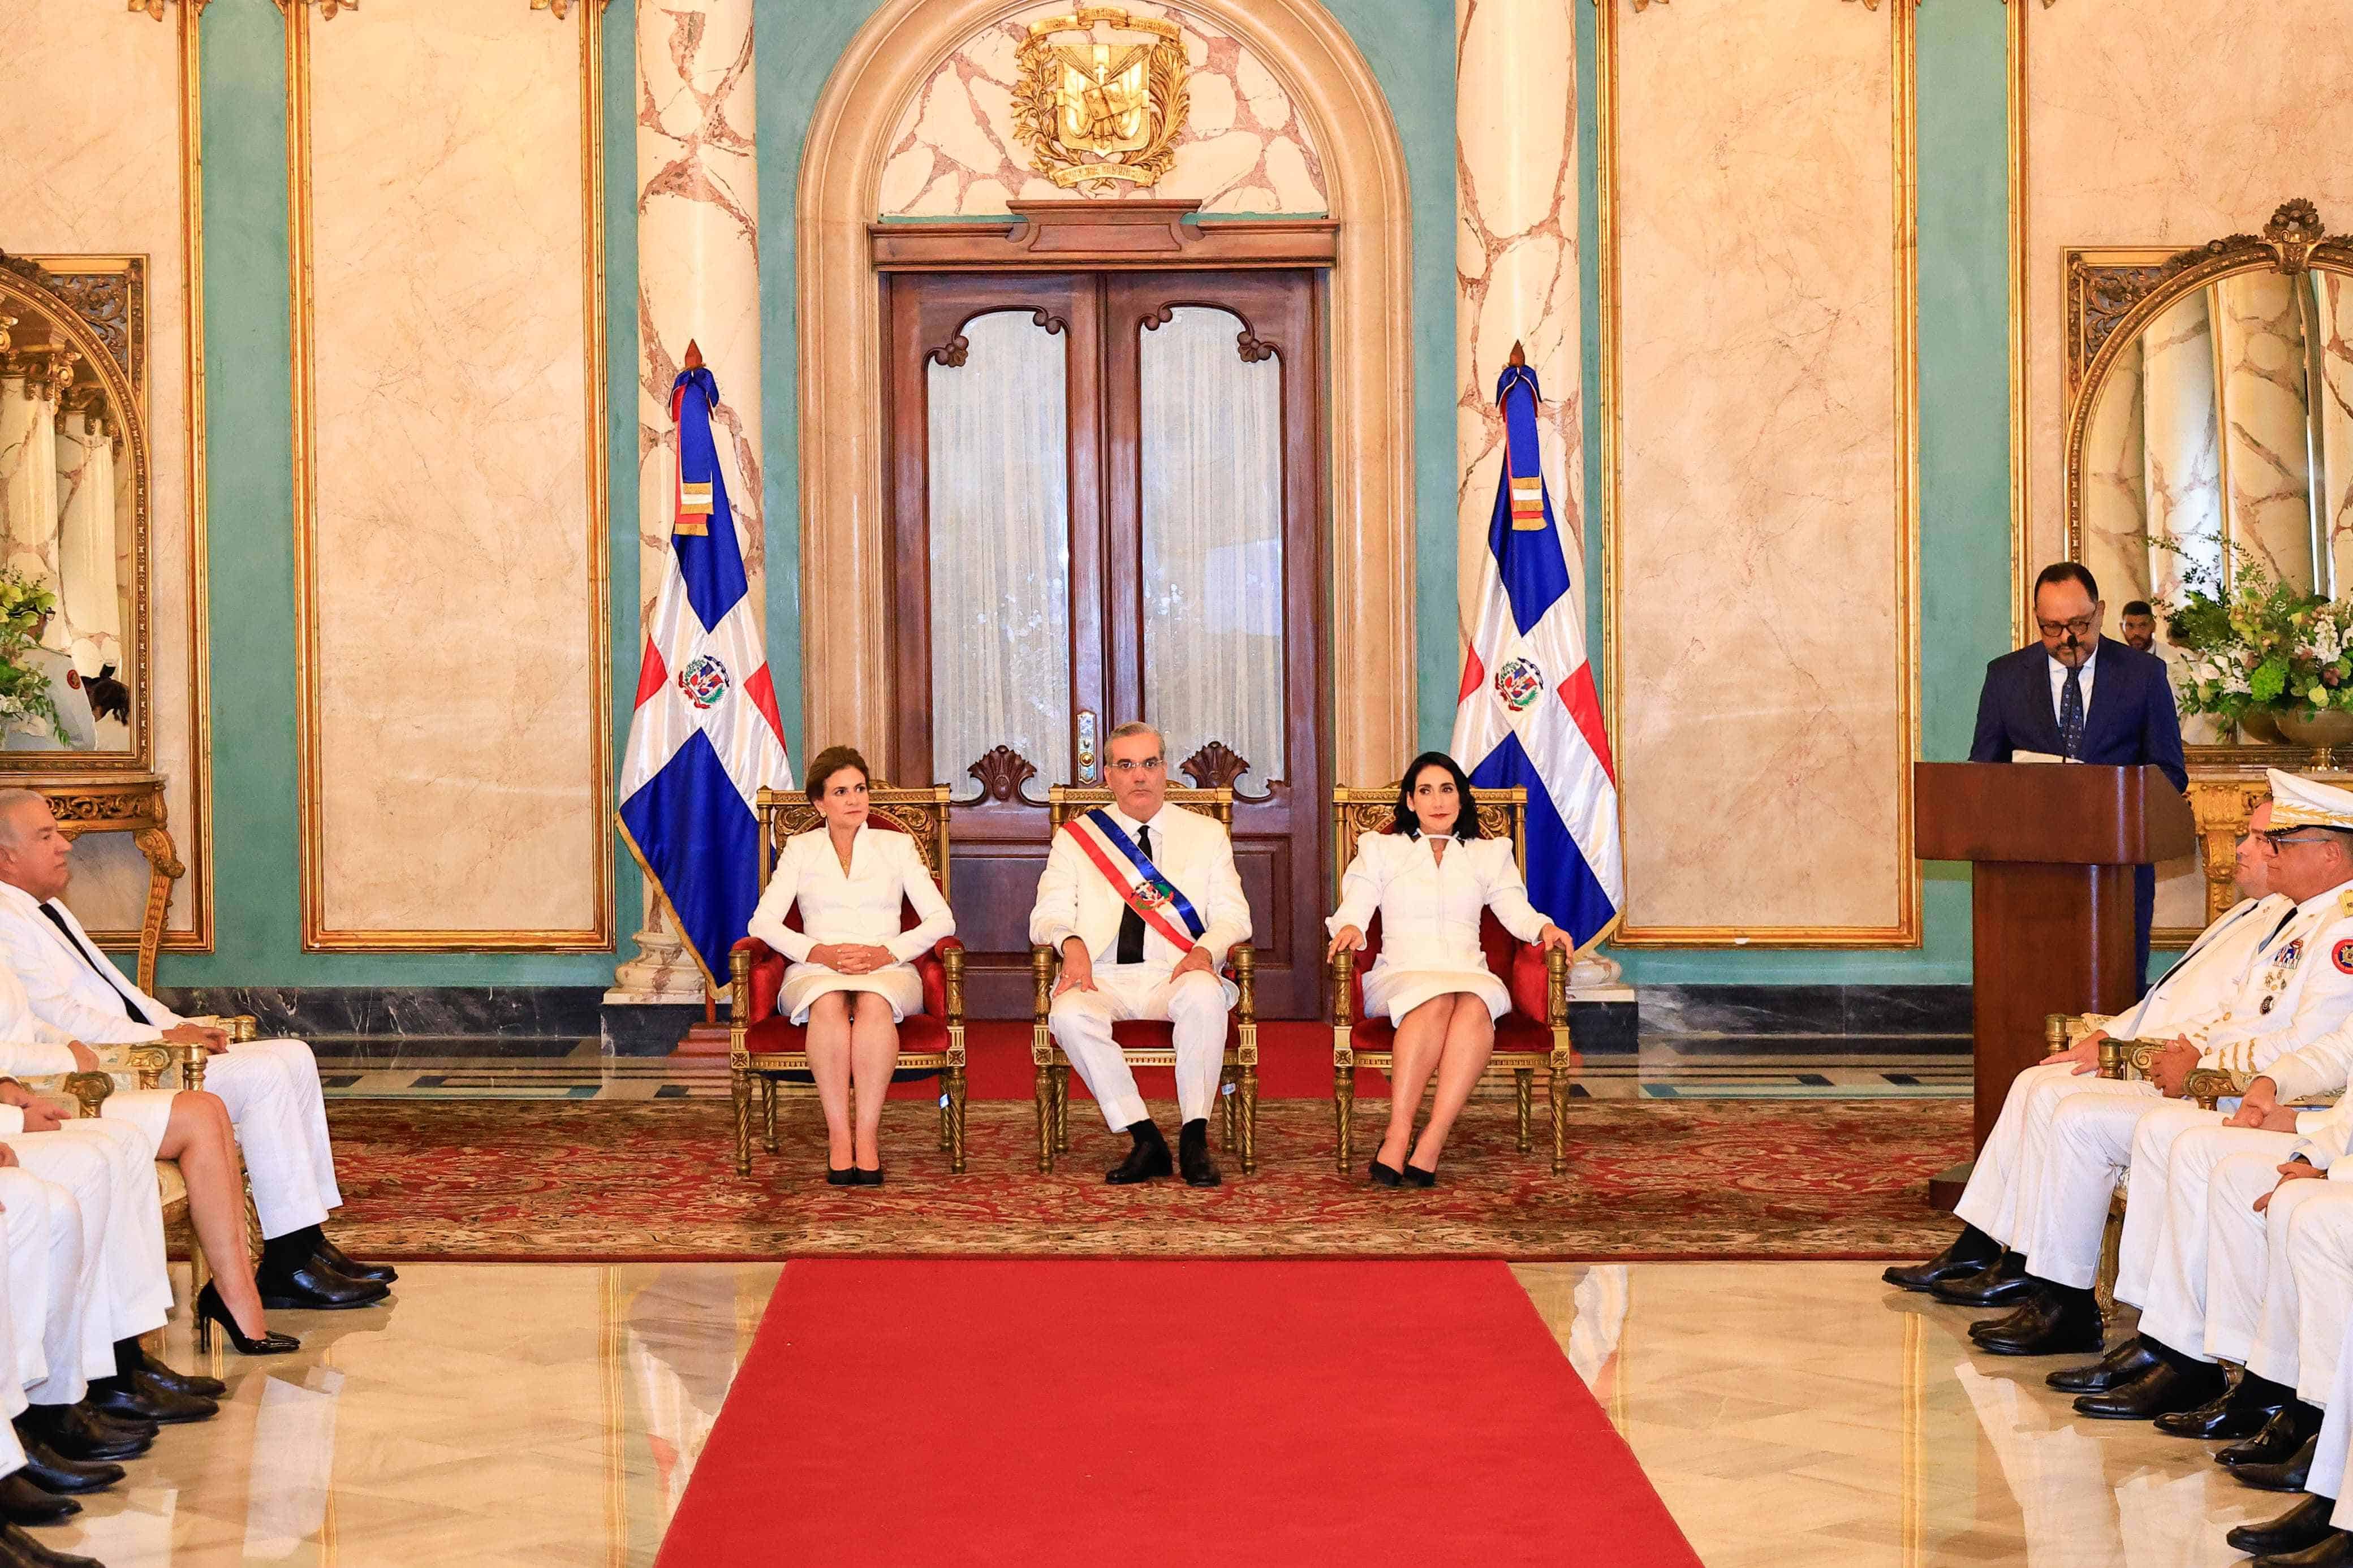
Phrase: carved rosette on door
[{"left": 881, "top": 211, "right": 1330, "bottom": 1017}]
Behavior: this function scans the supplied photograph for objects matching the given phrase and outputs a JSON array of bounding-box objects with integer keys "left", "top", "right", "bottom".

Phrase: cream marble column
[
  {"left": 614, "top": 0, "right": 765, "bottom": 1004},
  {"left": 0, "top": 354, "right": 68, "bottom": 612},
  {"left": 1455, "top": 0, "right": 1621, "bottom": 986}
]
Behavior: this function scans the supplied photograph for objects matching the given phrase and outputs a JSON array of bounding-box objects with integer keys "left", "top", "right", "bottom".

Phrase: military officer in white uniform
[
  {"left": 0, "top": 789, "right": 393, "bottom": 1315},
  {"left": 1887, "top": 790, "right": 2293, "bottom": 1305},
  {"left": 1029, "top": 722, "right": 1252, "bottom": 1187}
]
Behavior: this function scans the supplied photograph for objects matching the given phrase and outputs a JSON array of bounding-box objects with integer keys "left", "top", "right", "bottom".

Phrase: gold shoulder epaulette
[{"left": 2338, "top": 886, "right": 2353, "bottom": 918}]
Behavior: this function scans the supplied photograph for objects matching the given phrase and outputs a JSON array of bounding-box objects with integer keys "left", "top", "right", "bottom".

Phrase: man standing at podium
[{"left": 1970, "top": 562, "right": 2188, "bottom": 992}]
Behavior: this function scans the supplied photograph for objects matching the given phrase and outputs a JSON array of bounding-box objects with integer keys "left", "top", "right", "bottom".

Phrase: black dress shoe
[
  {"left": 1975, "top": 1289, "right": 2104, "bottom": 1358},
  {"left": 0, "top": 1477, "right": 75, "bottom": 1527},
  {"left": 2256, "top": 1529, "right": 2353, "bottom": 1567},
  {"left": 0, "top": 1520, "right": 101, "bottom": 1568},
  {"left": 2048, "top": 1337, "right": 2165, "bottom": 1394},
  {"left": 14, "top": 1437, "right": 119, "bottom": 1497},
  {"left": 2074, "top": 1359, "right": 2226, "bottom": 1420},
  {"left": 1106, "top": 1121, "right": 1173, "bottom": 1185},
  {"left": 117, "top": 1343, "right": 223, "bottom": 1401},
  {"left": 1402, "top": 1161, "right": 1437, "bottom": 1188},
  {"left": 256, "top": 1257, "right": 390, "bottom": 1312},
  {"left": 310, "top": 1229, "right": 396, "bottom": 1285},
  {"left": 1368, "top": 1159, "right": 1402, "bottom": 1187},
  {"left": 193, "top": 1282, "right": 300, "bottom": 1357},
  {"left": 2238, "top": 1434, "right": 2322, "bottom": 1493},
  {"left": 2230, "top": 1494, "right": 2343, "bottom": 1557},
  {"left": 1934, "top": 1255, "right": 2034, "bottom": 1308},
  {"left": 85, "top": 1372, "right": 216, "bottom": 1426},
  {"left": 2225, "top": 1403, "right": 2329, "bottom": 1468},
  {"left": 1971, "top": 1298, "right": 2041, "bottom": 1342},
  {"left": 1178, "top": 1120, "right": 1221, "bottom": 1188},
  {"left": 1884, "top": 1226, "right": 2005, "bottom": 1293},
  {"left": 2156, "top": 1372, "right": 2285, "bottom": 1441},
  {"left": 15, "top": 1405, "right": 146, "bottom": 1463},
  {"left": 855, "top": 1165, "right": 885, "bottom": 1187},
  {"left": 825, "top": 1164, "right": 858, "bottom": 1186}
]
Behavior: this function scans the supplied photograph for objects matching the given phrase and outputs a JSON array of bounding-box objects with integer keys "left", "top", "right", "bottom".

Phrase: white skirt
[
  {"left": 1361, "top": 964, "right": 1510, "bottom": 1027},
  {"left": 777, "top": 962, "right": 925, "bottom": 1026},
  {"left": 97, "top": 1086, "right": 176, "bottom": 1149}
]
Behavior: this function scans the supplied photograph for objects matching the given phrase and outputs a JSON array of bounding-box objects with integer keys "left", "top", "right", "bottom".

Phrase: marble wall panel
[
  {"left": 303, "top": 1, "right": 605, "bottom": 940},
  {"left": 0, "top": 4, "right": 202, "bottom": 940},
  {"left": 879, "top": 3, "right": 1329, "bottom": 217},
  {"left": 1612, "top": 0, "right": 1910, "bottom": 935},
  {"left": 2214, "top": 273, "right": 2316, "bottom": 593},
  {"left": 2318, "top": 272, "right": 2353, "bottom": 590},
  {"left": 2080, "top": 337, "right": 2150, "bottom": 599},
  {"left": 2024, "top": 0, "right": 2353, "bottom": 584}
]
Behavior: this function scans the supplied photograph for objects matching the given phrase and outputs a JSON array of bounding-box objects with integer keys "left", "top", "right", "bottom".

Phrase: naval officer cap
[{"left": 2268, "top": 768, "right": 2353, "bottom": 832}]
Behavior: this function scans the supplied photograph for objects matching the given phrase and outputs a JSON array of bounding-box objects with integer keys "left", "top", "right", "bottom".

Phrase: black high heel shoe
[
  {"left": 1367, "top": 1159, "right": 1403, "bottom": 1187},
  {"left": 193, "top": 1283, "right": 299, "bottom": 1357},
  {"left": 1402, "top": 1162, "right": 1438, "bottom": 1188},
  {"left": 856, "top": 1165, "right": 885, "bottom": 1187},
  {"left": 826, "top": 1165, "right": 859, "bottom": 1186}
]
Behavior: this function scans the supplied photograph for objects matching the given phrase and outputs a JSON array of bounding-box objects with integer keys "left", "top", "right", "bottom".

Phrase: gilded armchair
[
  {"left": 1328, "top": 786, "right": 1574, "bottom": 1176},
  {"left": 1029, "top": 785, "right": 1259, "bottom": 1175},
  {"left": 62, "top": 1013, "right": 264, "bottom": 1353},
  {"left": 727, "top": 784, "right": 968, "bottom": 1176}
]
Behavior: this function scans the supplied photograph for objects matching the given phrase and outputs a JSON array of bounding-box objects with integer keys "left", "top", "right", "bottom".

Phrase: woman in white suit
[
  {"left": 1326, "top": 751, "right": 1571, "bottom": 1187},
  {"left": 747, "top": 746, "right": 954, "bottom": 1186}
]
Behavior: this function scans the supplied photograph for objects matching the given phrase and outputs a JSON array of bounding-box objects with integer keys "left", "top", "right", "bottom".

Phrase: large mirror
[
  {"left": 0, "top": 253, "right": 148, "bottom": 764},
  {"left": 2068, "top": 202, "right": 2353, "bottom": 654}
]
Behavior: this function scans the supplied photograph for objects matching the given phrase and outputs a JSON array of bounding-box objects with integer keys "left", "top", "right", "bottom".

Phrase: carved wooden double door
[{"left": 885, "top": 267, "right": 1329, "bottom": 1018}]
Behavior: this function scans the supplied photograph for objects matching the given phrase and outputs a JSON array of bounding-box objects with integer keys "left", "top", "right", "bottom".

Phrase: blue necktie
[{"left": 2060, "top": 663, "right": 2085, "bottom": 759}]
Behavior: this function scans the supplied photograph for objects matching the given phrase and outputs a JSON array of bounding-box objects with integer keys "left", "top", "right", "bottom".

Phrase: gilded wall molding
[
  {"left": 127, "top": 0, "right": 208, "bottom": 18},
  {"left": 282, "top": 0, "right": 613, "bottom": 951},
  {"left": 273, "top": 0, "right": 357, "bottom": 17},
  {"left": 1598, "top": 0, "right": 1922, "bottom": 946},
  {"left": 799, "top": 0, "right": 1416, "bottom": 789}
]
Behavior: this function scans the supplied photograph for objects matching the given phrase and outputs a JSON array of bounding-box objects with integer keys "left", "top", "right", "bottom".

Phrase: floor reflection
[{"left": 12, "top": 1260, "right": 2314, "bottom": 1565}]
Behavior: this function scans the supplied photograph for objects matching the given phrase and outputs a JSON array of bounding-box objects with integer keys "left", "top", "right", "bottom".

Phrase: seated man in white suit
[
  {"left": 1887, "top": 792, "right": 2293, "bottom": 1301},
  {"left": 0, "top": 789, "right": 391, "bottom": 1312},
  {"left": 1029, "top": 722, "right": 1252, "bottom": 1187}
]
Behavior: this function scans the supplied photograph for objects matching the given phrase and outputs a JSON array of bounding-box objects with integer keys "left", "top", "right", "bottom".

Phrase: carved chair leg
[
  {"left": 1051, "top": 1064, "right": 1071, "bottom": 1152},
  {"left": 938, "top": 1080, "right": 951, "bottom": 1152},
  {"left": 187, "top": 1215, "right": 212, "bottom": 1353},
  {"left": 1515, "top": 1069, "right": 1535, "bottom": 1154},
  {"left": 1550, "top": 1068, "right": 1570, "bottom": 1176},
  {"left": 947, "top": 1066, "right": 968, "bottom": 1175},
  {"left": 2096, "top": 1192, "right": 2126, "bottom": 1318},
  {"left": 1239, "top": 1062, "right": 1259, "bottom": 1176},
  {"left": 1335, "top": 1066, "right": 1355, "bottom": 1176},
  {"left": 1035, "top": 1061, "right": 1055, "bottom": 1174},
  {"left": 761, "top": 1077, "right": 779, "bottom": 1155},
  {"left": 1218, "top": 1067, "right": 1235, "bottom": 1148},
  {"left": 732, "top": 1069, "right": 752, "bottom": 1176}
]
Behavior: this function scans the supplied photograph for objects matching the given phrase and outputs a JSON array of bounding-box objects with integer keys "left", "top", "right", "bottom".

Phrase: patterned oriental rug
[{"left": 324, "top": 1098, "right": 1969, "bottom": 1262}]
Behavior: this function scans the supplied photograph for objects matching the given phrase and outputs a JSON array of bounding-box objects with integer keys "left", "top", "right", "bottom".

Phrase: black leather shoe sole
[
  {"left": 1977, "top": 1325, "right": 2104, "bottom": 1358},
  {"left": 2234, "top": 1435, "right": 2320, "bottom": 1493},
  {"left": 1936, "top": 1275, "right": 2036, "bottom": 1309},
  {"left": 2048, "top": 1343, "right": 2164, "bottom": 1394},
  {"left": 2229, "top": 1494, "right": 2340, "bottom": 1556},
  {"left": 85, "top": 1392, "right": 214, "bottom": 1427},
  {"left": 256, "top": 1282, "right": 389, "bottom": 1312},
  {"left": 2156, "top": 1398, "right": 2282, "bottom": 1441},
  {"left": 1883, "top": 1254, "right": 1999, "bottom": 1293}
]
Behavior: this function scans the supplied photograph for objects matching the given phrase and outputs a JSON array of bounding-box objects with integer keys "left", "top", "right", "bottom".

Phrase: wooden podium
[{"left": 1914, "top": 762, "right": 2197, "bottom": 1207}]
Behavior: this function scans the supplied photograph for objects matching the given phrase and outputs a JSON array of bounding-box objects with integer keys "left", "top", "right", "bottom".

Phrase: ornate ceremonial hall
[{"left": 6, "top": 0, "right": 2353, "bottom": 1563}]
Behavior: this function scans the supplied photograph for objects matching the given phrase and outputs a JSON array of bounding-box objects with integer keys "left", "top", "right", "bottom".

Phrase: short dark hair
[
  {"left": 2121, "top": 600, "right": 2154, "bottom": 619},
  {"left": 804, "top": 745, "right": 870, "bottom": 802},
  {"left": 1390, "top": 752, "right": 1485, "bottom": 842},
  {"left": 2035, "top": 561, "right": 2101, "bottom": 602}
]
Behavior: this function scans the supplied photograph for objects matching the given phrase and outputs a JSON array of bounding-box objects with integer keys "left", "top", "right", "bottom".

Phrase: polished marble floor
[{"left": 26, "top": 1259, "right": 2289, "bottom": 1566}]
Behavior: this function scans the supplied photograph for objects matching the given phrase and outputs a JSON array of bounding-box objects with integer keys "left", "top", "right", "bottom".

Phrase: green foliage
[{"left": 0, "top": 571, "right": 65, "bottom": 746}]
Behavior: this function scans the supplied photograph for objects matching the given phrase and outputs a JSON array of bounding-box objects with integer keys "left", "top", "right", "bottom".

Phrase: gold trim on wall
[
  {"left": 283, "top": 1, "right": 614, "bottom": 952},
  {"left": 1598, "top": 0, "right": 1923, "bottom": 947},
  {"left": 179, "top": 0, "right": 212, "bottom": 954},
  {"left": 2006, "top": 0, "right": 2030, "bottom": 648}
]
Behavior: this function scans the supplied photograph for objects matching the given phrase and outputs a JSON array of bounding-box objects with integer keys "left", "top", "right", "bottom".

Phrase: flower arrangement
[
  {"left": 2158, "top": 545, "right": 2353, "bottom": 729},
  {"left": 0, "top": 569, "right": 66, "bottom": 746}
]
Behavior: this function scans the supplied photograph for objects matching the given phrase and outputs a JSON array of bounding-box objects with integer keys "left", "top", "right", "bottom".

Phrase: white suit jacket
[
  {"left": 0, "top": 957, "right": 135, "bottom": 1133},
  {"left": 2099, "top": 894, "right": 2292, "bottom": 1046},
  {"left": 0, "top": 881, "right": 178, "bottom": 1048},
  {"left": 1326, "top": 831, "right": 1548, "bottom": 969},
  {"left": 2170, "top": 882, "right": 2353, "bottom": 1079},
  {"left": 747, "top": 824, "right": 955, "bottom": 964},
  {"left": 1027, "top": 801, "right": 1252, "bottom": 967}
]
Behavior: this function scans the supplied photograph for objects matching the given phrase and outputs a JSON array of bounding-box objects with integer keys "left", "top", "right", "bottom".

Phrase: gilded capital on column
[{"left": 617, "top": 0, "right": 765, "bottom": 1003}]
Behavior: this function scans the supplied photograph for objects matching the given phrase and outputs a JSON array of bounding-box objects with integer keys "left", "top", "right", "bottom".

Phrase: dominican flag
[
  {"left": 617, "top": 364, "right": 793, "bottom": 988},
  {"left": 1450, "top": 357, "right": 1624, "bottom": 949}
]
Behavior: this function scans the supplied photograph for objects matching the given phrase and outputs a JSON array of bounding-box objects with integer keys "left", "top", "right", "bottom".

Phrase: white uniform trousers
[
  {"left": 1046, "top": 964, "right": 1231, "bottom": 1130},
  {"left": 2317, "top": 1311, "right": 2353, "bottom": 1521},
  {"left": 2084, "top": 1100, "right": 2224, "bottom": 1305},
  {"left": 1953, "top": 1062, "right": 2156, "bottom": 1251},
  {"left": 0, "top": 1258, "right": 22, "bottom": 1479},
  {"left": 2242, "top": 1180, "right": 2353, "bottom": 1398},
  {"left": 2018, "top": 1094, "right": 2207, "bottom": 1290},
  {"left": 2133, "top": 1121, "right": 2292, "bottom": 1360},
  {"left": 0, "top": 1167, "right": 93, "bottom": 1405},
  {"left": 0, "top": 1120, "right": 169, "bottom": 1349},
  {"left": 107, "top": 1038, "right": 342, "bottom": 1239},
  {"left": 2207, "top": 1148, "right": 2337, "bottom": 1376}
]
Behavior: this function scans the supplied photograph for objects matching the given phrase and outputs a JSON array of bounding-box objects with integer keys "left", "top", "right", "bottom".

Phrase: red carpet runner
[{"left": 656, "top": 1259, "right": 1702, "bottom": 1566}]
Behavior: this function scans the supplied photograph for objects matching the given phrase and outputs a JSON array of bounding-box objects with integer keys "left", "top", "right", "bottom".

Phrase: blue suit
[{"left": 1969, "top": 635, "right": 2189, "bottom": 994}]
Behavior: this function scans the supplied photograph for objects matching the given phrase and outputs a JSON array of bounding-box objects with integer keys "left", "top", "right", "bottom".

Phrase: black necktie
[
  {"left": 39, "top": 903, "right": 143, "bottom": 1022},
  {"left": 2060, "top": 662, "right": 2085, "bottom": 759},
  {"left": 1115, "top": 824, "right": 1151, "bottom": 965}
]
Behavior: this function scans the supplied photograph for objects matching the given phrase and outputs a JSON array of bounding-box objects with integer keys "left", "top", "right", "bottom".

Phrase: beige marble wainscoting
[
  {"left": 878, "top": 2, "right": 1330, "bottom": 218},
  {"left": 0, "top": 2, "right": 208, "bottom": 949},
  {"left": 1601, "top": 0, "right": 1917, "bottom": 941},
  {"left": 2020, "top": 0, "right": 2353, "bottom": 596},
  {"left": 44, "top": 1259, "right": 2284, "bottom": 1565},
  {"left": 292, "top": 0, "right": 610, "bottom": 948}
]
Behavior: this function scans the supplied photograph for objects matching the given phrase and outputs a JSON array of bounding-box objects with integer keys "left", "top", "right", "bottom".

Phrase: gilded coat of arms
[{"left": 1011, "top": 8, "right": 1191, "bottom": 192}]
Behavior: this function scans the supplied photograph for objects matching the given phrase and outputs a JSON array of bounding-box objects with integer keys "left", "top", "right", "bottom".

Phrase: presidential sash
[{"left": 1064, "top": 809, "right": 1209, "bottom": 954}]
